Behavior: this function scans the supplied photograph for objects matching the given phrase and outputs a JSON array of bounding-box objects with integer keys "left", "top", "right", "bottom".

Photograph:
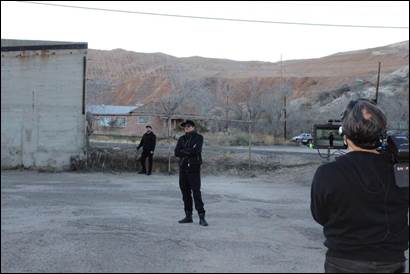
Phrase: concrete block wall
[{"left": 1, "top": 47, "right": 87, "bottom": 170}]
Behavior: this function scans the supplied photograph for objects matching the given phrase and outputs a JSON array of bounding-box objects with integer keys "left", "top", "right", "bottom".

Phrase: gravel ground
[
  {"left": 2, "top": 166, "right": 407, "bottom": 273},
  {"left": 2, "top": 166, "right": 328, "bottom": 273}
]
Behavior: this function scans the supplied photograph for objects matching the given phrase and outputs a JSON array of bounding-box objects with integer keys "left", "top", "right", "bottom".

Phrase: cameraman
[{"left": 311, "top": 99, "right": 409, "bottom": 273}]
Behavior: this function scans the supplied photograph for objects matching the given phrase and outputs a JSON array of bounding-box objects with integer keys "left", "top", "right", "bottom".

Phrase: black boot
[
  {"left": 199, "top": 212, "right": 208, "bottom": 227},
  {"left": 178, "top": 211, "right": 193, "bottom": 224}
]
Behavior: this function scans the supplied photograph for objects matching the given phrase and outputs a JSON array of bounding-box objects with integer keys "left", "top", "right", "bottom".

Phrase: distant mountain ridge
[{"left": 86, "top": 41, "right": 409, "bottom": 134}]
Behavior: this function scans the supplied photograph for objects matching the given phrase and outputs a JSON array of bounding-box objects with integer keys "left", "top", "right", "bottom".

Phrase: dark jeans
[
  {"left": 179, "top": 171, "right": 205, "bottom": 214},
  {"left": 140, "top": 150, "right": 153, "bottom": 173},
  {"left": 325, "top": 256, "right": 406, "bottom": 273}
]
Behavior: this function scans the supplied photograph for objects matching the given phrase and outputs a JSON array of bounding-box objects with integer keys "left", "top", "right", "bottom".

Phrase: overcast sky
[{"left": 1, "top": 1, "right": 409, "bottom": 62}]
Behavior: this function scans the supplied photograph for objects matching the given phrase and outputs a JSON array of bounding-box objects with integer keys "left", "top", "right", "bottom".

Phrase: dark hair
[
  {"left": 341, "top": 99, "right": 387, "bottom": 149},
  {"left": 146, "top": 125, "right": 152, "bottom": 129}
]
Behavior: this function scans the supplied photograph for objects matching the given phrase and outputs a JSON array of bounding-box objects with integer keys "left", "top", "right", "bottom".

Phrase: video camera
[
  {"left": 313, "top": 120, "right": 347, "bottom": 150},
  {"left": 313, "top": 118, "right": 409, "bottom": 187},
  {"left": 383, "top": 133, "right": 409, "bottom": 188}
]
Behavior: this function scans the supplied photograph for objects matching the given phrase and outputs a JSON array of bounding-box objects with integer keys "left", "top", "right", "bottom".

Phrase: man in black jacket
[
  {"left": 175, "top": 120, "right": 208, "bottom": 226},
  {"left": 311, "top": 99, "right": 409, "bottom": 273},
  {"left": 137, "top": 125, "right": 156, "bottom": 175}
]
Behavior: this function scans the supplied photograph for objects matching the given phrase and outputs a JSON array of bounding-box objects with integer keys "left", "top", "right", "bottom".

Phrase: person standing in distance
[
  {"left": 175, "top": 120, "right": 208, "bottom": 226},
  {"left": 137, "top": 125, "right": 156, "bottom": 175}
]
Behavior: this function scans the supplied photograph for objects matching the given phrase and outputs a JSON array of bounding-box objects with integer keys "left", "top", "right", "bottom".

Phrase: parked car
[{"left": 291, "top": 133, "right": 313, "bottom": 145}]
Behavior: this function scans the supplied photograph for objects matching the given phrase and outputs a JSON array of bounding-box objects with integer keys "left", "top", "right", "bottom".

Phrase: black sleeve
[
  {"left": 137, "top": 134, "right": 144, "bottom": 150},
  {"left": 183, "top": 135, "right": 203, "bottom": 157},
  {"left": 151, "top": 134, "right": 156, "bottom": 152},
  {"left": 175, "top": 137, "right": 189, "bottom": 157},
  {"left": 310, "top": 165, "right": 332, "bottom": 226}
]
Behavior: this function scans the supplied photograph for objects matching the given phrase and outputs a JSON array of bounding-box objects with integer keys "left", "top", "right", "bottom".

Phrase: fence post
[
  {"left": 168, "top": 116, "right": 172, "bottom": 175},
  {"left": 248, "top": 120, "right": 252, "bottom": 172}
]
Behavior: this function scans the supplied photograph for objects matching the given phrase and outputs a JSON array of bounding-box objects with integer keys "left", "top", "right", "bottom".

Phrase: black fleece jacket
[
  {"left": 137, "top": 132, "right": 156, "bottom": 152},
  {"left": 311, "top": 151, "right": 409, "bottom": 262},
  {"left": 174, "top": 131, "right": 203, "bottom": 173}
]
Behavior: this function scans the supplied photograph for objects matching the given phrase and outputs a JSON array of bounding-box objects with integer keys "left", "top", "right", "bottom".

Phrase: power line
[
  {"left": 17, "top": 1, "right": 409, "bottom": 30},
  {"left": 270, "top": 1, "right": 409, "bottom": 8}
]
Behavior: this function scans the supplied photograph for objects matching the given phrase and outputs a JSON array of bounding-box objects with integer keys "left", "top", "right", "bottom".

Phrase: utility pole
[
  {"left": 280, "top": 54, "right": 287, "bottom": 141},
  {"left": 284, "top": 95, "right": 287, "bottom": 141},
  {"left": 225, "top": 84, "right": 229, "bottom": 132},
  {"left": 375, "top": 62, "right": 381, "bottom": 105},
  {"left": 248, "top": 117, "right": 252, "bottom": 172}
]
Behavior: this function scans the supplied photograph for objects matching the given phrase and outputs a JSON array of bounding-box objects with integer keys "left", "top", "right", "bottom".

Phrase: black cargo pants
[{"left": 179, "top": 171, "right": 205, "bottom": 214}]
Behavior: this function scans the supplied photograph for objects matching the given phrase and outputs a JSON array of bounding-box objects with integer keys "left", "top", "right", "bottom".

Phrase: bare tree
[
  {"left": 159, "top": 67, "right": 198, "bottom": 117},
  {"left": 85, "top": 112, "right": 96, "bottom": 150},
  {"left": 159, "top": 67, "right": 197, "bottom": 174},
  {"left": 257, "top": 79, "right": 293, "bottom": 141},
  {"left": 220, "top": 82, "right": 235, "bottom": 132},
  {"left": 245, "top": 78, "right": 266, "bottom": 123}
]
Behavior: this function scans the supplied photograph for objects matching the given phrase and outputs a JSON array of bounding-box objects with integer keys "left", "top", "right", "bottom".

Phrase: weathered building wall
[
  {"left": 93, "top": 115, "right": 165, "bottom": 136},
  {"left": 92, "top": 116, "right": 183, "bottom": 138},
  {"left": 1, "top": 42, "right": 87, "bottom": 169}
]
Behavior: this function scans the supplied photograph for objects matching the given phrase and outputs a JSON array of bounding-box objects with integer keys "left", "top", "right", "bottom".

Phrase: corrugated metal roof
[{"left": 86, "top": 105, "right": 142, "bottom": 115}]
